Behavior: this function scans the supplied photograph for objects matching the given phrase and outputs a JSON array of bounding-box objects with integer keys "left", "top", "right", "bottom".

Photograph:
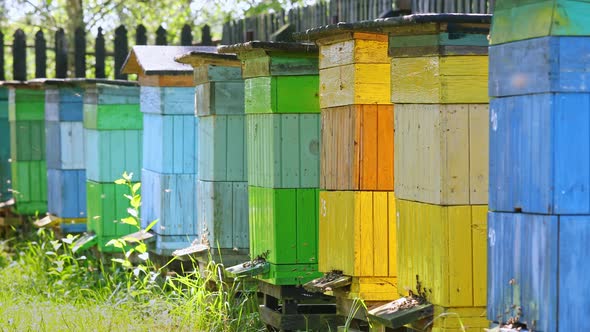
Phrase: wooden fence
[
  {"left": 221, "top": 0, "right": 494, "bottom": 44},
  {"left": 2, "top": 24, "right": 214, "bottom": 81}
]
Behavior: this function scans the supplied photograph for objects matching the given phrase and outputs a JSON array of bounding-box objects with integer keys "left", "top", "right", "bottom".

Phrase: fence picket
[{"left": 35, "top": 30, "right": 46, "bottom": 79}]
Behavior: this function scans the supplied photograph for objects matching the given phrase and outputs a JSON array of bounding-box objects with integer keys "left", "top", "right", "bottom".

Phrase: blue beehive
[
  {"left": 43, "top": 80, "right": 87, "bottom": 231},
  {"left": 122, "top": 46, "right": 216, "bottom": 256}
]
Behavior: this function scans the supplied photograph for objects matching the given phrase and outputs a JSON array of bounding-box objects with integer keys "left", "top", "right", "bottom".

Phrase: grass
[{"left": 0, "top": 227, "right": 265, "bottom": 331}]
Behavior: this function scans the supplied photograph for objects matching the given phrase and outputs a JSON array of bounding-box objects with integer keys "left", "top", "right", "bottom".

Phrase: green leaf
[
  {"left": 114, "top": 179, "right": 126, "bottom": 185},
  {"left": 131, "top": 195, "right": 141, "bottom": 209},
  {"left": 135, "top": 243, "right": 147, "bottom": 254},
  {"left": 106, "top": 239, "right": 124, "bottom": 249},
  {"left": 132, "top": 182, "right": 141, "bottom": 194},
  {"left": 144, "top": 219, "right": 159, "bottom": 232},
  {"left": 121, "top": 217, "right": 138, "bottom": 226},
  {"left": 122, "top": 236, "right": 140, "bottom": 243}
]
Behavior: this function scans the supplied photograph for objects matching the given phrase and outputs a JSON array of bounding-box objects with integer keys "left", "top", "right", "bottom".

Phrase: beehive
[
  {"left": 176, "top": 51, "right": 249, "bottom": 265},
  {"left": 82, "top": 79, "right": 140, "bottom": 252},
  {"left": 298, "top": 28, "right": 396, "bottom": 301},
  {"left": 218, "top": 41, "right": 321, "bottom": 285},
  {"left": 7, "top": 81, "right": 47, "bottom": 215},
  {"left": 386, "top": 16, "right": 491, "bottom": 315},
  {"left": 44, "top": 80, "right": 87, "bottom": 226},
  {"left": 488, "top": 2, "right": 590, "bottom": 330},
  {"left": 0, "top": 86, "right": 11, "bottom": 202},
  {"left": 122, "top": 46, "right": 211, "bottom": 255}
]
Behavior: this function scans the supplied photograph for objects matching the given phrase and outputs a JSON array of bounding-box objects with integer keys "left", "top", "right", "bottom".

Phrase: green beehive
[
  {"left": 219, "top": 42, "right": 321, "bottom": 286},
  {"left": 0, "top": 86, "right": 11, "bottom": 203},
  {"left": 6, "top": 81, "right": 47, "bottom": 215},
  {"left": 81, "top": 79, "right": 141, "bottom": 252}
]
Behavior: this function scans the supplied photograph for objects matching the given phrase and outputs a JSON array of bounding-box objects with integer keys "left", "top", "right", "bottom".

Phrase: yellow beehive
[
  {"left": 394, "top": 103, "right": 488, "bottom": 205},
  {"left": 396, "top": 199, "right": 487, "bottom": 308},
  {"left": 318, "top": 32, "right": 391, "bottom": 109},
  {"left": 427, "top": 306, "right": 488, "bottom": 332},
  {"left": 318, "top": 190, "right": 397, "bottom": 300},
  {"left": 391, "top": 55, "right": 488, "bottom": 104}
]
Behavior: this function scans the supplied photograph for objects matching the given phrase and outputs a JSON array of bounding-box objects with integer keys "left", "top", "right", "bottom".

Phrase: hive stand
[
  {"left": 175, "top": 51, "right": 249, "bottom": 270},
  {"left": 488, "top": 1, "right": 590, "bottom": 331},
  {"left": 121, "top": 46, "right": 216, "bottom": 257},
  {"left": 219, "top": 41, "right": 340, "bottom": 331},
  {"left": 37, "top": 79, "right": 87, "bottom": 234},
  {"left": 4, "top": 81, "right": 47, "bottom": 217},
  {"left": 73, "top": 79, "right": 141, "bottom": 253},
  {"left": 297, "top": 23, "right": 398, "bottom": 327}
]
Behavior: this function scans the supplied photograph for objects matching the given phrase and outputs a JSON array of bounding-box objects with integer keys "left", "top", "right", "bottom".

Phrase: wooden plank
[
  {"left": 245, "top": 76, "right": 320, "bottom": 114},
  {"left": 232, "top": 182, "right": 249, "bottom": 249},
  {"left": 85, "top": 129, "right": 142, "bottom": 182},
  {"left": 47, "top": 169, "right": 86, "bottom": 218},
  {"left": 372, "top": 192, "right": 388, "bottom": 277},
  {"left": 10, "top": 120, "right": 45, "bottom": 162},
  {"left": 83, "top": 103, "right": 142, "bottom": 130},
  {"left": 447, "top": 205, "right": 473, "bottom": 306},
  {"left": 391, "top": 55, "right": 488, "bottom": 104},
  {"left": 84, "top": 84, "right": 139, "bottom": 105},
  {"left": 138, "top": 74, "right": 194, "bottom": 87},
  {"left": 471, "top": 205, "right": 487, "bottom": 307},
  {"left": 320, "top": 63, "right": 391, "bottom": 108},
  {"left": 11, "top": 160, "right": 47, "bottom": 215},
  {"left": 197, "top": 180, "right": 233, "bottom": 248},
  {"left": 196, "top": 82, "right": 245, "bottom": 116},
  {"left": 193, "top": 65, "right": 242, "bottom": 86},
  {"left": 140, "top": 86, "right": 194, "bottom": 115}
]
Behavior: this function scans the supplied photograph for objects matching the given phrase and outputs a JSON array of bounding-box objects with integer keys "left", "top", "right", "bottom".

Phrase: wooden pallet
[{"left": 258, "top": 281, "right": 343, "bottom": 332}]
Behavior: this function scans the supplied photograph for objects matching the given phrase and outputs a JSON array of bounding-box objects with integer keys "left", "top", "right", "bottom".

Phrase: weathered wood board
[
  {"left": 391, "top": 55, "right": 488, "bottom": 104},
  {"left": 10, "top": 120, "right": 45, "bottom": 161},
  {"left": 47, "top": 169, "right": 86, "bottom": 218},
  {"left": 318, "top": 191, "right": 396, "bottom": 279},
  {"left": 85, "top": 129, "right": 142, "bottom": 182},
  {"left": 0, "top": 88, "right": 10, "bottom": 202},
  {"left": 247, "top": 113, "right": 320, "bottom": 188},
  {"left": 140, "top": 86, "right": 194, "bottom": 115},
  {"left": 491, "top": 0, "right": 590, "bottom": 45},
  {"left": 195, "top": 82, "right": 245, "bottom": 116},
  {"left": 320, "top": 104, "right": 393, "bottom": 191},
  {"left": 396, "top": 199, "right": 487, "bottom": 308},
  {"left": 11, "top": 160, "right": 47, "bottom": 215},
  {"left": 45, "top": 121, "right": 85, "bottom": 170},
  {"left": 394, "top": 103, "right": 488, "bottom": 205},
  {"left": 45, "top": 86, "right": 84, "bottom": 121},
  {"left": 245, "top": 75, "right": 320, "bottom": 114},
  {"left": 196, "top": 180, "right": 249, "bottom": 250},
  {"left": 198, "top": 115, "right": 247, "bottom": 182}
]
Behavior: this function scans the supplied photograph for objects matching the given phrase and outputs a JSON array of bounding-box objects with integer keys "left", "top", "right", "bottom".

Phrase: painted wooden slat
[
  {"left": 394, "top": 104, "right": 488, "bottom": 205},
  {"left": 141, "top": 169, "right": 197, "bottom": 238},
  {"left": 260, "top": 262, "right": 321, "bottom": 286},
  {"left": 193, "top": 65, "right": 242, "bottom": 85},
  {"left": 83, "top": 104, "right": 142, "bottom": 130},
  {"left": 45, "top": 87, "right": 84, "bottom": 122},
  {"left": 47, "top": 169, "right": 86, "bottom": 218},
  {"left": 242, "top": 54, "right": 318, "bottom": 79},
  {"left": 248, "top": 186, "right": 318, "bottom": 269},
  {"left": 197, "top": 180, "right": 249, "bottom": 250},
  {"left": 85, "top": 129, "right": 142, "bottom": 182},
  {"left": 490, "top": 37, "right": 590, "bottom": 97},
  {"left": 9, "top": 88, "right": 45, "bottom": 121},
  {"left": 487, "top": 211, "right": 558, "bottom": 332},
  {"left": 489, "top": 93, "right": 590, "bottom": 214},
  {"left": 320, "top": 104, "right": 394, "bottom": 191},
  {"left": 198, "top": 115, "right": 246, "bottom": 182},
  {"left": 10, "top": 160, "right": 47, "bottom": 215},
  {"left": 391, "top": 55, "right": 489, "bottom": 104},
  {"left": 490, "top": 0, "right": 590, "bottom": 45},
  {"left": 319, "top": 190, "right": 396, "bottom": 279},
  {"left": 142, "top": 113, "right": 196, "bottom": 174},
  {"left": 244, "top": 76, "right": 320, "bottom": 114},
  {"left": 247, "top": 113, "right": 320, "bottom": 188},
  {"left": 0, "top": 106, "right": 11, "bottom": 201},
  {"left": 140, "top": 86, "right": 194, "bottom": 115},
  {"left": 47, "top": 121, "right": 85, "bottom": 170},
  {"left": 10, "top": 120, "right": 45, "bottom": 161},
  {"left": 86, "top": 180, "right": 137, "bottom": 252},
  {"left": 83, "top": 84, "right": 139, "bottom": 105},
  {"left": 195, "top": 82, "right": 245, "bottom": 116},
  {"left": 397, "top": 199, "right": 487, "bottom": 307},
  {"left": 318, "top": 33, "right": 389, "bottom": 69}
]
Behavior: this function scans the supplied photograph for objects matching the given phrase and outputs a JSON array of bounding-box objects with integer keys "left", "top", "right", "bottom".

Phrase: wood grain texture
[
  {"left": 241, "top": 53, "right": 318, "bottom": 79},
  {"left": 489, "top": 93, "right": 590, "bottom": 214},
  {"left": 47, "top": 169, "right": 86, "bottom": 218},
  {"left": 140, "top": 86, "right": 194, "bottom": 115},
  {"left": 391, "top": 55, "right": 488, "bottom": 104},
  {"left": 247, "top": 113, "right": 320, "bottom": 188},
  {"left": 138, "top": 74, "right": 194, "bottom": 87},
  {"left": 318, "top": 191, "right": 396, "bottom": 278},
  {"left": 318, "top": 33, "right": 389, "bottom": 69},
  {"left": 195, "top": 82, "right": 245, "bottom": 116},
  {"left": 396, "top": 199, "right": 487, "bottom": 307},
  {"left": 197, "top": 180, "right": 249, "bottom": 250},
  {"left": 320, "top": 104, "right": 394, "bottom": 191},
  {"left": 45, "top": 121, "right": 85, "bottom": 170},
  {"left": 9, "top": 88, "right": 45, "bottom": 121},
  {"left": 85, "top": 129, "right": 142, "bottom": 182},
  {"left": 142, "top": 113, "right": 196, "bottom": 174},
  {"left": 319, "top": 63, "right": 391, "bottom": 108},
  {"left": 193, "top": 64, "right": 242, "bottom": 85},
  {"left": 487, "top": 211, "right": 558, "bottom": 332},
  {"left": 10, "top": 120, "right": 45, "bottom": 161},
  {"left": 44, "top": 87, "right": 84, "bottom": 122},
  {"left": 198, "top": 115, "right": 247, "bottom": 182},
  {"left": 245, "top": 76, "right": 320, "bottom": 114},
  {"left": 491, "top": 0, "right": 590, "bottom": 45},
  {"left": 86, "top": 180, "right": 137, "bottom": 252},
  {"left": 333, "top": 276, "right": 398, "bottom": 301},
  {"left": 248, "top": 186, "right": 318, "bottom": 268},
  {"left": 83, "top": 84, "right": 139, "bottom": 105},
  {"left": 11, "top": 160, "right": 47, "bottom": 215},
  {"left": 141, "top": 169, "right": 198, "bottom": 239},
  {"left": 394, "top": 104, "right": 488, "bottom": 205},
  {"left": 490, "top": 36, "right": 590, "bottom": 97}
]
